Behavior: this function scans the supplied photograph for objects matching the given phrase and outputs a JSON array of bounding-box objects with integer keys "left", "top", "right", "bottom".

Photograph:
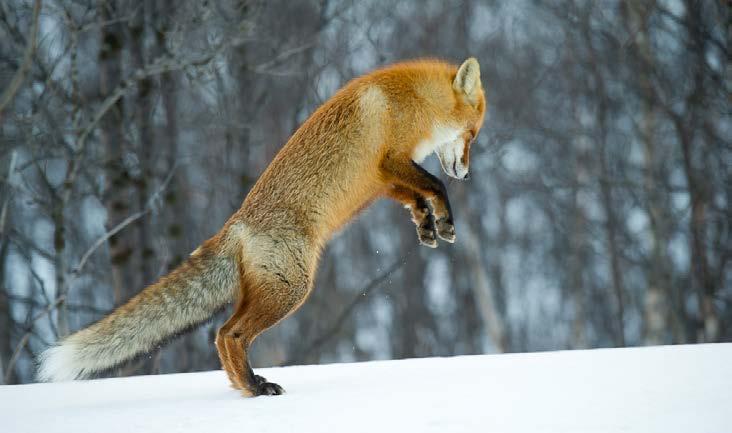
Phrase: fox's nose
[{"left": 463, "top": 172, "right": 470, "bottom": 180}]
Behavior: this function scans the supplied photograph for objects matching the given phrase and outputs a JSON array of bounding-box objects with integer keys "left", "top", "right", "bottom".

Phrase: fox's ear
[{"left": 453, "top": 57, "right": 481, "bottom": 104}]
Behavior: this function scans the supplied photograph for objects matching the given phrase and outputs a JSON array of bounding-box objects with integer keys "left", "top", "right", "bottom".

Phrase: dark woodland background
[{"left": 0, "top": 0, "right": 729, "bottom": 384}]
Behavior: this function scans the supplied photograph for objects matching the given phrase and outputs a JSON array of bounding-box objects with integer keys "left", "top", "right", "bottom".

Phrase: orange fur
[
  {"left": 37, "top": 58, "right": 486, "bottom": 396},
  {"left": 214, "top": 58, "right": 486, "bottom": 395}
]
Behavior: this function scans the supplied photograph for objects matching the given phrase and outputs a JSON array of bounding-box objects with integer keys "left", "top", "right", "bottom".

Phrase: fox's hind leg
[
  {"left": 216, "top": 249, "right": 312, "bottom": 397},
  {"left": 216, "top": 300, "right": 288, "bottom": 396},
  {"left": 216, "top": 298, "right": 283, "bottom": 396},
  {"left": 386, "top": 185, "right": 437, "bottom": 247}
]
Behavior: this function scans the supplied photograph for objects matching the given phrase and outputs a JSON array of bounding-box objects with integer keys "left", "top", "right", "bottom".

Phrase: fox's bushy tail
[{"left": 37, "top": 247, "right": 238, "bottom": 382}]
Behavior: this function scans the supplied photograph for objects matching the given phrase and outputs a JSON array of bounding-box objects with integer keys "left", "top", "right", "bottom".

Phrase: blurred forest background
[{"left": 0, "top": 0, "right": 729, "bottom": 384}]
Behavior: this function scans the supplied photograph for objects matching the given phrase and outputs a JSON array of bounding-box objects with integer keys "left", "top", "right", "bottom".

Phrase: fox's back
[
  {"left": 238, "top": 82, "right": 384, "bottom": 242},
  {"left": 238, "top": 60, "right": 461, "bottom": 245}
]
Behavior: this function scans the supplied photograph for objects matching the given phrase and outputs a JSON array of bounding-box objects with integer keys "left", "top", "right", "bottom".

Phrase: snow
[{"left": 3, "top": 343, "right": 731, "bottom": 433}]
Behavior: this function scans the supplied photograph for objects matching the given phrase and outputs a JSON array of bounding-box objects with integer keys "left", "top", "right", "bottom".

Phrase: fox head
[
  {"left": 440, "top": 57, "right": 485, "bottom": 180},
  {"left": 412, "top": 57, "right": 486, "bottom": 180}
]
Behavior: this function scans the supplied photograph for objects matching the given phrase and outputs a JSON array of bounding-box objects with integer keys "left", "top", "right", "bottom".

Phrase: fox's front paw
[
  {"left": 256, "top": 381, "right": 285, "bottom": 396},
  {"left": 435, "top": 218, "right": 456, "bottom": 243},
  {"left": 417, "top": 215, "right": 437, "bottom": 248}
]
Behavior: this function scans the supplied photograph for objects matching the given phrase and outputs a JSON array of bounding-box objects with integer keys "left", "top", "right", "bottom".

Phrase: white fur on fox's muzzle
[{"left": 436, "top": 138, "right": 469, "bottom": 179}]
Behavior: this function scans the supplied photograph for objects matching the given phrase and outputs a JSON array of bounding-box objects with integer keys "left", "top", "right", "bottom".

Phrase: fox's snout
[{"left": 436, "top": 138, "right": 470, "bottom": 180}]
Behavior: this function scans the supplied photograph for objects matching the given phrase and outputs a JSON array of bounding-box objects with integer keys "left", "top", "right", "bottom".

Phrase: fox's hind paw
[
  {"left": 252, "top": 374, "right": 284, "bottom": 396},
  {"left": 253, "top": 374, "right": 267, "bottom": 385},
  {"left": 256, "top": 381, "right": 285, "bottom": 396}
]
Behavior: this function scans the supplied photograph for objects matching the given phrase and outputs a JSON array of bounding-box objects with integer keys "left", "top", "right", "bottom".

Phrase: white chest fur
[{"left": 412, "top": 124, "right": 462, "bottom": 163}]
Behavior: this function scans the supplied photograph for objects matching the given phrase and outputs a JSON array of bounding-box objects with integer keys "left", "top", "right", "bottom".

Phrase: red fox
[{"left": 37, "top": 58, "right": 486, "bottom": 396}]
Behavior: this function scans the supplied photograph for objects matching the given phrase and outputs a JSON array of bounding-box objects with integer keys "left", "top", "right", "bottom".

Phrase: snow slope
[{"left": 3, "top": 344, "right": 731, "bottom": 433}]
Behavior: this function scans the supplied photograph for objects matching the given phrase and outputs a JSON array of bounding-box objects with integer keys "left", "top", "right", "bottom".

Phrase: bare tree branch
[
  {"left": 0, "top": 0, "right": 42, "bottom": 116},
  {"left": 72, "top": 165, "right": 177, "bottom": 277},
  {"left": 3, "top": 295, "right": 64, "bottom": 384}
]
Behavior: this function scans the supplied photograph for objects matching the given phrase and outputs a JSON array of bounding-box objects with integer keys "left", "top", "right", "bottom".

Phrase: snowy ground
[{"left": 3, "top": 343, "right": 731, "bottom": 433}]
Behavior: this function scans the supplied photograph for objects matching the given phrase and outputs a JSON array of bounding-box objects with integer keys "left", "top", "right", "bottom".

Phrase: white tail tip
[{"left": 37, "top": 343, "right": 83, "bottom": 382}]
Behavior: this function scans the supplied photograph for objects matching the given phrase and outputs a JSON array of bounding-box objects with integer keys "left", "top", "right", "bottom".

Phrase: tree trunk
[
  {"left": 0, "top": 152, "right": 16, "bottom": 383},
  {"left": 624, "top": 1, "right": 673, "bottom": 345},
  {"left": 463, "top": 218, "right": 508, "bottom": 353},
  {"left": 129, "top": 0, "right": 156, "bottom": 288},
  {"left": 678, "top": 0, "right": 718, "bottom": 342},
  {"left": 99, "top": 1, "right": 141, "bottom": 308},
  {"left": 580, "top": 8, "right": 627, "bottom": 346}
]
